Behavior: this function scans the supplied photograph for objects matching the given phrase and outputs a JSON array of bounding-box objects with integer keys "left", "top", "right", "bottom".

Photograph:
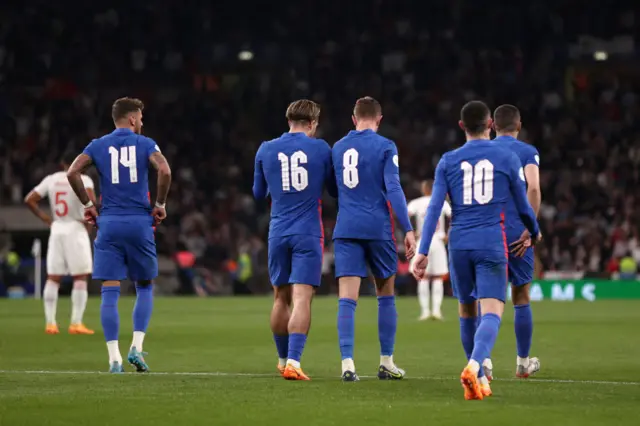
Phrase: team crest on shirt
[
  {"left": 393, "top": 155, "right": 399, "bottom": 167},
  {"left": 519, "top": 167, "right": 525, "bottom": 181},
  {"left": 534, "top": 154, "right": 539, "bottom": 165}
]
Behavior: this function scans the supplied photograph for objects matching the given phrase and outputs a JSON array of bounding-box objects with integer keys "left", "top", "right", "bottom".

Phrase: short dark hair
[
  {"left": 353, "top": 96, "right": 382, "bottom": 119},
  {"left": 112, "top": 97, "right": 144, "bottom": 122},
  {"left": 60, "top": 151, "right": 76, "bottom": 166},
  {"left": 285, "top": 99, "right": 321, "bottom": 124},
  {"left": 460, "top": 101, "right": 490, "bottom": 135},
  {"left": 493, "top": 104, "right": 521, "bottom": 132}
]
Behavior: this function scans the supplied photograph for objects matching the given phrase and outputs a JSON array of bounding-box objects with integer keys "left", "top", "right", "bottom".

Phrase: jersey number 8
[
  {"left": 342, "top": 148, "right": 359, "bottom": 188},
  {"left": 278, "top": 151, "right": 308, "bottom": 192},
  {"left": 460, "top": 159, "right": 494, "bottom": 205},
  {"left": 109, "top": 146, "right": 138, "bottom": 184}
]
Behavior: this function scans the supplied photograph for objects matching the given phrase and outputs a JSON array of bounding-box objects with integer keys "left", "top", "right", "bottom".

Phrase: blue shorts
[
  {"left": 93, "top": 215, "right": 158, "bottom": 281},
  {"left": 449, "top": 249, "right": 508, "bottom": 304},
  {"left": 508, "top": 246, "right": 534, "bottom": 286},
  {"left": 334, "top": 238, "right": 397, "bottom": 279},
  {"left": 268, "top": 235, "right": 323, "bottom": 287}
]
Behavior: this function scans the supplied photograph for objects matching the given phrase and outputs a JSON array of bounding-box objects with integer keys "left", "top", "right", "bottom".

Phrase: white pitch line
[{"left": 0, "top": 370, "right": 639, "bottom": 386}]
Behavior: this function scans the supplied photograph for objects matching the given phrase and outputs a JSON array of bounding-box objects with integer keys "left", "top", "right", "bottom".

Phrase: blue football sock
[
  {"left": 337, "top": 298, "right": 357, "bottom": 360},
  {"left": 471, "top": 313, "right": 502, "bottom": 365},
  {"left": 273, "top": 334, "right": 289, "bottom": 360},
  {"left": 100, "top": 286, "right": 120, "bottom": 342},
  {"left": 514, "top": 304, "right": 533, "bottom": 358},
  {"left": 377, "top": 295, "right": 397, "bottom": 356},
  {"left": 287, "top": 333, "right": 307, "bottom": 362},
  {"left": 133, "top": 283, "right": 153, "bottom": 333},
  {"left": 460, "top": 316, "right": 484, "bottom": 378}
]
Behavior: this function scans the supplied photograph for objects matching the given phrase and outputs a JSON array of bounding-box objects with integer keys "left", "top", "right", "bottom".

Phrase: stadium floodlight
[
  {"left": 238, "top": 50, "right": 254, "bottom": 61},
  {"left": 593, "top": 51, "right": 608, "bottom": 61}
]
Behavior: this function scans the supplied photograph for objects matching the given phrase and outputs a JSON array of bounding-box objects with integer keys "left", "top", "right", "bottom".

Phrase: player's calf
[
  {"left": 43, "top": 277, "right": 61, "bottom": 332},
  {"left": 101, "top": 281, "right": 123, "bottom": 370},
  {"left": 271, "top": 285, "right": 292, "bottom": 373},
  {"left": 512, "top": 283, "right": 536, "bottom": 377},
  {"left": 338, "top": 276, "right": 360, "bottom": 380},
  {"left": 69, "top": 275, "right": 94, "bottom": 335},
  {"left": 283, "top": 284, "right": 314, "bottom": 380},
  {"left": 375, "top": 275, "right": 405, "bottom": 379}
]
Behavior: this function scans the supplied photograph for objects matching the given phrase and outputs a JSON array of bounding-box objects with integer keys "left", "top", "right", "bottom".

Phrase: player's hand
[
  {"left": 509, "top": 229, "right": 534, "bottom": 258},
  {"left": 411, "top": 253, "right": 428, "bottom": 280},
  {"left": 404, "top": 231, "right": 417, "bottom": 260},
  {"left": 84, "top": 206, "right": 98, "bottom": 227},
  {"left": 152, "top": 206, "right": 167, "bottom": 226}
]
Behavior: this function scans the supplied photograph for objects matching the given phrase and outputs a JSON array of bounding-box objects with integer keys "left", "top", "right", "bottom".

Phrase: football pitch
[{"left": 1, "top": 297, "right": 638, "bottom": 426}]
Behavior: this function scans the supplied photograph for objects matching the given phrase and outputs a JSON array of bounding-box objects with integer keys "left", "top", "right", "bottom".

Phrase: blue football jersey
[
  {"left": 253, "top": 132, "right": 335, "bottom": 239},
  {"left": 419, "top": 139, "right": 539, "bottom": 254},
  {"left": 83, "top": 128, "right": 159, "bottom": 216},
  {"left": 494, "top": 135, "right": 540, "bottom": 239},
  {"left": 332, "top": 129, "right": 412, "bottom": 241}
]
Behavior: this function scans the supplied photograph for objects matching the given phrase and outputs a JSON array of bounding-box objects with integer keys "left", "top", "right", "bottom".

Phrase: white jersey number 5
[
  {"left": 109, "top": 146, "right": 138, "bottom": 184},
  {"left": 460, "top": 159, "right": 494, "bottom": 205},
  {"left": 278, "top": 151, "right": 308, "bottom": 191}
]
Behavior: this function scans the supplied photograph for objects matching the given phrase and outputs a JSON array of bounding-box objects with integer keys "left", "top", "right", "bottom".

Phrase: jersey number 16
[{"left": 278, "top": 151, "right": 308, "bottom": 192}]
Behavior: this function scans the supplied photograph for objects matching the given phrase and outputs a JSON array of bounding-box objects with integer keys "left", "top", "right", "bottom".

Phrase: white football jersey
[
  {"left": 33, "top": 171, "right": 94, "bottom": 228},
  {"left": 407, "top": 195, "right": 451, "bottom": 239}
]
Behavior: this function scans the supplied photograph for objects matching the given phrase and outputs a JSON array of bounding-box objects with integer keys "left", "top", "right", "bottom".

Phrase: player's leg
[
  {"left": 410, "top": 251, "right": 430, "bottom": 320},
  {"left": 125, "top": 221, "right": 158, "bottom": 373},
  {"left": 368, "top": 240, "right": 404, "bottom": 380},
  {"left": 426, "top": 240, "right": 448, "bottom": 320},
  {"left": 268, "top": 237, "right": 293, "bottom": 374},
  {"left": 43, "top": 233, "right": 65, "bottom": 333},
  {"left": 67, "top": 229, "right": 94, "bottom": 334},
  {"left": 93, "top": 219, "right": 127, "bottom": 372},
  {"left": 464, "top": 250, "right": 508, "bottom": 398},
  {"left": 334, "top": 239, "right": 366, "bottom": 381},
  {"left": 449, "top": 249, "right": 485, "bottom": 400},
  {"left": 282, "top": 235, "right": 323, "bottom": 380},
  {"left": 510, "top": 247, "right": 539, "bottom": 378}
]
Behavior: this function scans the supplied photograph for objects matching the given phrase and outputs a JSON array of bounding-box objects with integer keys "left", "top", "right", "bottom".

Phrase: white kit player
[
  {"left": 408, "top": 180, "right": 451, "bottom": 320},
  {"left": 24, "top": 152, "right": 96, "bottom": 335}
]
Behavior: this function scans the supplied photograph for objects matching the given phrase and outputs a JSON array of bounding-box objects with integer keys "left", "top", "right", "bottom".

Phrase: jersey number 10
[
  {"left": 109, "top": 146, "right": 138, "bottom": 184},
  {"left": 460, "top": 160, "right": 494, "bottom": 205},
  {"left": 278, "top": 151, "right": 308, "bottom": 191}
]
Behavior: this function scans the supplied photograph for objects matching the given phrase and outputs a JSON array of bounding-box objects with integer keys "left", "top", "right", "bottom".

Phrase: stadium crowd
[{"left": 1, "top": 1, "right": 639, "bottom": 293}]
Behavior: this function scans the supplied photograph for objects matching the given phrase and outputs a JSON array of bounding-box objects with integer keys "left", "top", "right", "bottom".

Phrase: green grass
[{"left": 0, "top": 297, "right": 638, "bottom": 426}]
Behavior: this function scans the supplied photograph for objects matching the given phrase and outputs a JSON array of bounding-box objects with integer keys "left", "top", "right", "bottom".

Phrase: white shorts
[
  {"left": 47, "top": 225, "right": 93, "bottom": 276},
  {"left": 410, "top": 238, "right": 449, "bottom": 277}
]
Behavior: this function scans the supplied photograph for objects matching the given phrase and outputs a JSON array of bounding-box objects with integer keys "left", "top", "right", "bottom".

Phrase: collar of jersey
[
  {"left": 493, "top": 135, "right": 516, "bottom": 141},
  {"left": 348, "top": 129, "right": 374, "bottom": 136},
  {"left": 465, "top": 138, "right": 491, "bottom": 144},
  {"left": 281, "top": 132, "right": 306, "bottom": 138},
  {"left": 112, "top": 128, "right": 134, "bottom": 135}
]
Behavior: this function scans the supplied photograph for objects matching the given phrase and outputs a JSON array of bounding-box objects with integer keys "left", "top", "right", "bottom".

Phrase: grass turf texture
[{"left": 0, "top": 297, "right": 638, "bottom": 426}]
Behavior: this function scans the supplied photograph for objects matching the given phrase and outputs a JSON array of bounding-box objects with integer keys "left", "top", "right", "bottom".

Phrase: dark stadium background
[{"left": 0, "top": 0, "right": 639, "bottom": 296}]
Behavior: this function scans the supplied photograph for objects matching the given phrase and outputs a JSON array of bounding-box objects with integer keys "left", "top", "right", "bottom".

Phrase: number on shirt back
[
  {"left": 460, "top": 160, "right": 494, "bottom": 205},
  {"left": 343, "top": 148, "right": 359, "bottom": 188},
  {"left": 278, "top": 151, "right": 308, "bottom": 191},
  {"left": 109, "top": 146, "right": 138, "bottom": 184}
]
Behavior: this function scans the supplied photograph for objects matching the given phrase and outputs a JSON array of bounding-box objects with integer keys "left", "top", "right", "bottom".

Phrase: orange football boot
[
  {"left": 45, "top": 324, "right": 60, "bottom": 334},
  {"left": 460, "top": 366, "right": 484, "bottom": 400},
  {"left": 277, "top": 364, "right": 286, "bottom": 376},
  {"left": 69, "top": 324, "right": 95, "bottom": 335},
  {"left": 283, "top": 364, "right": 311, "bottom": 381},
  {"left": 480, "top": 383, "right": 493, "bottom": 397}
]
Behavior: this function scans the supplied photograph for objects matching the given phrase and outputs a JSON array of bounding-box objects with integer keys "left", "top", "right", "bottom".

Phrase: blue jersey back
[
  {"left": 253, "top": 133, "right": 334, "bottom": 239},
  {"left": 332, "top": 130, "right": 399, "bottom": 240},
  {"left": 83, "top": 128, "right": 160, "bottom": 216},
  {"left": 494, "top": 135, "right": 540, "bottom": 239},
  {"left": 439, "top": 139, "right": 528, "bottom": 251}
]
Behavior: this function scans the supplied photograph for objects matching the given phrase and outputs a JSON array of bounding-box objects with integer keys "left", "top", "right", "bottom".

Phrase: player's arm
[
  {"left": 407, "top": 200, "right": 419, "bottom": 238},
  {"left": 149, "top": 151, "right": 172, "bottom": 205},
  {"left": 383, "top": 144, "right": 412, "bottom": 233},
  {"left": 508, "top": 154, "right": 540, "bottom": 239},
  {"left": 67, "top": 154, "right": 94, "bottom": 206},
  {"left": 24, "top": 177, "right": 52, "bottom": 226},
  {"left": 252, "top": 143, "right": 268, "bottom": 199},
  {"left": 524, "top": 150, "right": 541, "bottom": 217},
  {"left": 324, "top": 146, "right": 338, "bottom": 198},
  {"left": 442, "top": 200, "right": 452, "bottom": 243},
  {"left": 418, "top": 158, "right": 448, "bottom": 255}
]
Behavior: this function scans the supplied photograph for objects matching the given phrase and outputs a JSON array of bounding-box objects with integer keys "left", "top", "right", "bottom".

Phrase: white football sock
[
  {"left": 131, "top": 331, "right": 145, "bottom": 352},
  {"left": 479, "top": 375, "right": 489, "bottom": 386},
  {"left": 278, "top": 358, "right": 287, "bottom": 367},
  {"left": 43, "top": 281, "right": 59, "bottom": 325},
  {"left": 431, "top": 278, "right": 444, "bottom": 316},
  {"left": 517, "top": 356, "right": 529, "bottom": 367},
  {"left": 483, "top": 358, "right": 493, "bottom": 369},
  {"left": 71, "top": 281, "right": 88, "bottom": 324},
  {"left": 467, "top": 359, "right": 480, "bottom": 375},
  {"left": 417, "top": 280, "right": 430, "bottom": 316},
  {"left": 286, "top": 359, "right": 301, "bottom": 369},
  {"left": 380, "top": 355, "right": 395, "bottom": 369},
  {"left": 107, "top": 341, "right": 123, "bottom": 365},
  {"left": 342, "top": 358, "right": 356, "bottom": 373}
]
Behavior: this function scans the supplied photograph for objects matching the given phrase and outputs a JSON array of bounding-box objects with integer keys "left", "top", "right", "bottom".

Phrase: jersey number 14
[
  {"left": 109, "top": 146, "right": 138, "bottom": 184},
  {"left": 460, "top": 160, "right": 493, "bottom": 205}
]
